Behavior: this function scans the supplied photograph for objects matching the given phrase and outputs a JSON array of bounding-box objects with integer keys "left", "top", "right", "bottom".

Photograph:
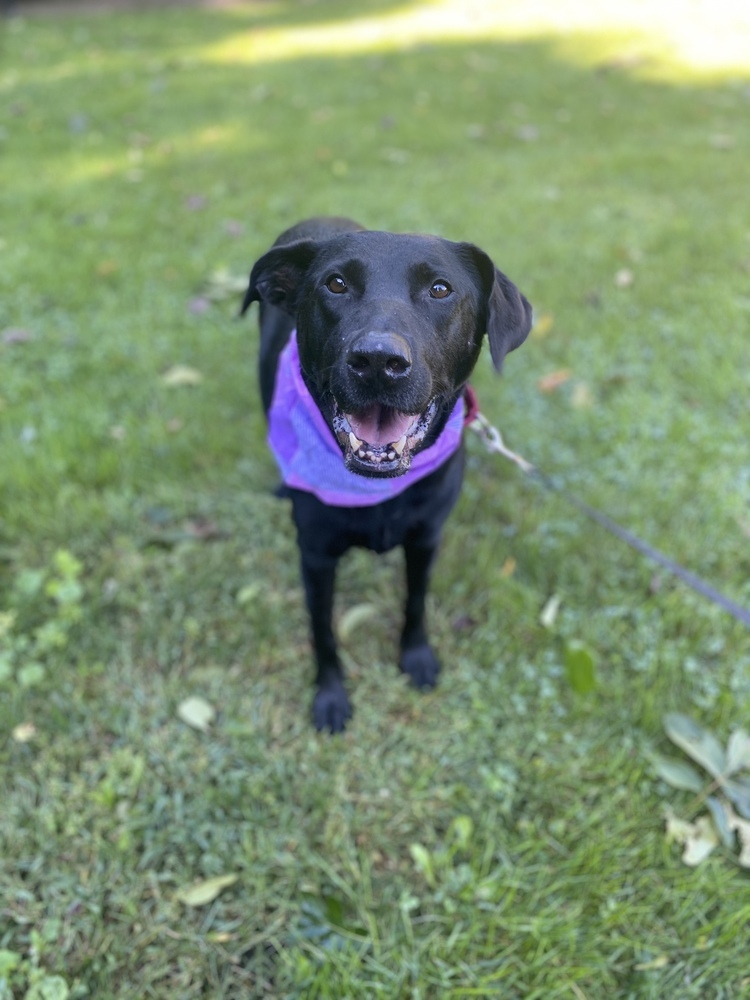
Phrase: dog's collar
[{"left": 267, "top": 331, "right": 465, "bottom": 508}]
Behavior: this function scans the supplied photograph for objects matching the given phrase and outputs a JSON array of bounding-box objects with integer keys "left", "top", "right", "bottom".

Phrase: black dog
[{"left": 242, "top": 217, "right": 532, "bottom": 732}]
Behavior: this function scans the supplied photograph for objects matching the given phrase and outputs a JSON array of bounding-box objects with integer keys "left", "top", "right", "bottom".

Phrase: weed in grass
[{"left": 1, "top": 0, "right": 750, "bottom": 997}]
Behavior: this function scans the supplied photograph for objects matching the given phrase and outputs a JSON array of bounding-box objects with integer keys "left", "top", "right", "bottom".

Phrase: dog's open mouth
[{"left": 332, "top": 399, "right": 437, "bottom": 476}]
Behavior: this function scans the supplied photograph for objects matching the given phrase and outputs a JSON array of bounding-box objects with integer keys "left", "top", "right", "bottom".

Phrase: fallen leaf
[
  {"left": 531, "top": 312, "right": 554, "bottom": 338},
  {"left": 684, "top": 817, "right": 720, "bottom": 865},
  {"left": 665, "top": 812, "right": 719, "bottom": 867},
  {"left": 539, "top": 594, "right": 562, "bottom": 629},
  {"left": 161, "top": 365, "right": 204, "bottom": 387},
  {"left": 203, "top": 268, "right": 248, "bottom": 302},
  {"left": 12, "top": 722, "right": 36, "bottom": 742},
  {"left": 571, "top": 382, "right": 594, "bottom": 408},
  {"left": 500, "top": 556, "right": 516, "bottom": 578},
  {"left": 614, "top": 268, "right": 634, "bottom": 289},
  {"left": 537, "top": 369, "right": 572, "bottom": 393},
  {"left": 339, "top": 603, "right": 379, "bottom": 641},
  {"left": 235, "top": 583, "right": 262, "bottom": 609},
  {"left": 175, "top": 873, "right": 238, "bottom": 906},
  {"left": 665, "top": 811, "right": 695, "bottom": 843},
  {"left": 177, "top": 695, "right": 216, "bottom": 732}
]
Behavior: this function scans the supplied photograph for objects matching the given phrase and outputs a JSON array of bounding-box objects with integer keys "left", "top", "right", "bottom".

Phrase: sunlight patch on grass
[
  {"left": 208, "top": 0, "right": 750, "bottom": 81},
  {"left": 54, "top": 123, "right": 246, "bottom": 186}
]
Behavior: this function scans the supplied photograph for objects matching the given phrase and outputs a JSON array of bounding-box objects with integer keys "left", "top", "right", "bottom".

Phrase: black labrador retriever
[{"left": 242, "top": 217, "right": 532, "bottom": 732}]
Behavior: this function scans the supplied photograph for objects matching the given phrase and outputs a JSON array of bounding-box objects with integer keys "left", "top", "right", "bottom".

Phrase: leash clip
[{"left": 469, "top": 412, "right": 536, "bottom": 476}]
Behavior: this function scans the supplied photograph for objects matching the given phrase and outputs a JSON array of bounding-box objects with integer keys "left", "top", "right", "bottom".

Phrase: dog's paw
[
  {"left": 399, "top": 644, "right": 441, "bottom": 690},
  {"left": 312, "top": 681, "right": 352, "bottom": 734}
]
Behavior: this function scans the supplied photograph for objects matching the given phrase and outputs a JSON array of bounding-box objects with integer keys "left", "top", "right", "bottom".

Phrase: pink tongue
[{"left": 348, "top": 407, "right": 414, "bottom": 447}]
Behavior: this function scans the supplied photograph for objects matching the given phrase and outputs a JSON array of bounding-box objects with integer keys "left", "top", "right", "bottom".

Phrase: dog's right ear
[{"left": 240, "top": 240, "right": 318, "bottom": 318}]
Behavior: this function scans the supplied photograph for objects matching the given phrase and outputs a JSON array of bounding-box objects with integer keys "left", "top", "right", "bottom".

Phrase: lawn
[{"left": 1, "top": 0, "right": 750, "bottom": 996}]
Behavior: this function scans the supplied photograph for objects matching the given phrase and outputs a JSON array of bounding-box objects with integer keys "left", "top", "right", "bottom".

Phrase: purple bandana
[{"left": 267, "top": 332, "right": 465, "bottom": 508}]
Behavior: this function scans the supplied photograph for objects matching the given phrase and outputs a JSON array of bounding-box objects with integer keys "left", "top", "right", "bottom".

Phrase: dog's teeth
[
  {"left": 357, "top": 447, "right": 367, "bottom": 459},
  {"left": 349, "top": 432, "right": 363, "bottom": 451},
  {"left": 392, "top": 435, "right": 407, "bottom": 456},
  {"left": 387, "top": 451, "right": 396, "bottom": 461}
]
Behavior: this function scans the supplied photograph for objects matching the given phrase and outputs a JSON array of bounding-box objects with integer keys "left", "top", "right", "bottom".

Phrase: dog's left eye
[
  {"left": 325, "top": 275, "right": 348, "bottom": 294},
  {"left": 429, "top": 281, "right": 452, "bottom": 299}
]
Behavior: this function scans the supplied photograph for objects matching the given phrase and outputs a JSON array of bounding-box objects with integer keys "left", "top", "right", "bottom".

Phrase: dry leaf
[
  {"left": 531, "top": 312, "right": 554, "bottom": 338},
  {"left": 683, "top": 817, "right": 719, "bottom": 866},
  {"left": 614, "top": 268, "right": 634, "bottom": 289},
  {"left": 537, "top": 369, "right": 572, "bottom": 392},
  {"left": 665, "top": 811, "right": 719, "bottom": 866},
  {"left": 571, "top": 382, "right": 594, "bottom": 409},
  {"left": 339, "top": 603, "right": 379, "bottom": 641},
  {"left": 177, "top": 695, "right": 216, "bottom": 732},
  {"left": 161, "top": 365, "right": 204, "bottom": 387},
  {"left": 175, "top": 873, "right": 238, "bottom": 907},
  {"left": 12, "top": 722, "right": 36, "bottom": 742},
  {"left": 539, "top": 594, "right": 562, "bottom": 628},
  {"left": 500, "top": 557, "right": 516, "bottom": 578}
]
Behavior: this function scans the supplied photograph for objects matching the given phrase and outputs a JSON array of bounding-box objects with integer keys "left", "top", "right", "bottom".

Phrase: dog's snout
[{"left": 346, "top": 332, "right": 412, "bottom": 383}]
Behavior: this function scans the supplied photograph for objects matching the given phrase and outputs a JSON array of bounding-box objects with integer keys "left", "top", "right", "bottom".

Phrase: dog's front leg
[
  {"left": 300, "top": 553, "right": 352, "bottom": 733},
  {"left": 400, "top": 539, "right": 441, "bottom": 689}
]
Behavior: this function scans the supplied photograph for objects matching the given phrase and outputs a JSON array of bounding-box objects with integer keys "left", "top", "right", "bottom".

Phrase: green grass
[{"left": 1, "top": 1, "right": 750, "bottom": 996}]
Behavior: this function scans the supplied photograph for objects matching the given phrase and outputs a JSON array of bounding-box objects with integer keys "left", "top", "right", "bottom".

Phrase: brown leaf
[{"left": 537, "top": 369, "right": 572, "bottom": 393}]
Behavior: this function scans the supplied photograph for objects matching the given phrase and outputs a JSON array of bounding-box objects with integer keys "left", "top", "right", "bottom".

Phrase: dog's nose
[{"left": 346, "top": 332, "right": 412, "bottom": 383}]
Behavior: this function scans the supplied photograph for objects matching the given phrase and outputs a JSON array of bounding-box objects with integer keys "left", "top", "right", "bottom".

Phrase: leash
[{"left": 466, "top": 405, "right": 750, "bottom": 630}]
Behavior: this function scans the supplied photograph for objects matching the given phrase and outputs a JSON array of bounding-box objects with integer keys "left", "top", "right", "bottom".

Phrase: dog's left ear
[
  {"left": 460, "top": 244, "right": 533, "bottom": 372},
  {"left": 240, "top": 240, "right": 318, "bottom": 318}
]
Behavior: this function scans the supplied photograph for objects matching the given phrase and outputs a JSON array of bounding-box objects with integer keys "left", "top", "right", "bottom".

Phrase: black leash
[{"left": 469, "top": 411, "right": 750, "bottom": 630}]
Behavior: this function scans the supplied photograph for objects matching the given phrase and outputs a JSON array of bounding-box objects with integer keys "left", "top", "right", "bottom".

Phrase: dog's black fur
[{"left": 242, "top": 217, "right": 532, "bottom": 732}]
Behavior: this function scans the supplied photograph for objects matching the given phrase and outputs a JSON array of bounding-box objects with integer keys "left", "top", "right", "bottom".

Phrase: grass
[{"left": 1, "top": 0, "right": 750, "bottom": 996}]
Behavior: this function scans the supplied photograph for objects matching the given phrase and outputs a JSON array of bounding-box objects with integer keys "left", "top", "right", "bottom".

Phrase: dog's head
[{"left": 243, "top": 230, "right": 532, "bottom": 478}]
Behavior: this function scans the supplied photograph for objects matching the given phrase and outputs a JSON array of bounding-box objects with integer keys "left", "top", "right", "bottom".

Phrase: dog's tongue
[{"left": 347, "top": 406, "right": 413, "bottom": 447}]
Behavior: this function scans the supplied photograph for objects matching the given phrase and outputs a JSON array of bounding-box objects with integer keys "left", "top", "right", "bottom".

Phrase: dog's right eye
[{"left": 325, "top": 275, "right": 348, "bottom": 294}]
